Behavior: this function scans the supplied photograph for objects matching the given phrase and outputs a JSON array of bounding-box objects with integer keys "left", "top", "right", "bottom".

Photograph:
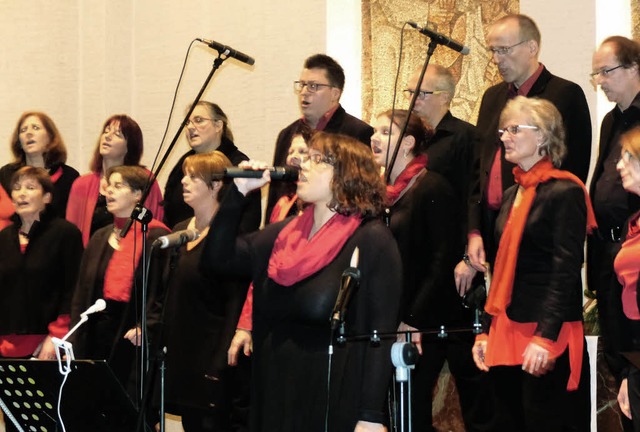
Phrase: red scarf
[
  {"left": 103, "top": 218, "right": 169, "bottom": 302},
  {"left": 485, "top": 158, "right": 597, "bottom": 315},
  {"left": 267, "top": 205, "right": 361, "bottom": 286},
  {"left": 386, "top": 154, "right": 428, "bottom": 204}
]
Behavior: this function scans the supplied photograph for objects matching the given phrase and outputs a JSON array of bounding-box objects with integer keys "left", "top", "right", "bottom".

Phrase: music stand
[{"left": 0, "top": 359, "right": 144, "bottom": 432}]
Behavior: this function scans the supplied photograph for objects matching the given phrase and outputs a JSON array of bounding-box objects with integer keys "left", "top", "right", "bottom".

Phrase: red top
[
  {"left": 0, "top": 314, "right": 70, "bottom": 357},
  {"left": 615, "top": 212, "right": 640, "bottom": 320}
]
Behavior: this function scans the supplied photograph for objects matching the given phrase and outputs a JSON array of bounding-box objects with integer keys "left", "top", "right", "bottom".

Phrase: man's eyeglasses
[
  {"left": 300, "top": 153, "right": 335, "bottom": 166},
  {"left": 186, "top": 116, "right": 215, "bottom": 127},
  {"left": 487, "top": 40, "right": 527, "bottom": 56},
  {"left": 293, "top": 81, "right": 334, "bottom": 94},
  {"left": 590, "top": 64, "right": 626, "bottom": 80},
  {"left": 498, "top": 124, "right": 539, "bottom": 138},
  {"left": 403, "top": 89, "right": 446, "bottom": 100}
]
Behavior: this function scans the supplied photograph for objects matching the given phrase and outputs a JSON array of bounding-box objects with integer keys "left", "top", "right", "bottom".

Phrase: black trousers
[
  {"left": 489, "top": 347, "right": 591, "bottom": 432},
  {"left": 410, "top": 333, "right": 496, "bottom": 431}
]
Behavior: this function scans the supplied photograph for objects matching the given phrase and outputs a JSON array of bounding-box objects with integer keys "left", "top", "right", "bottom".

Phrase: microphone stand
[
  {"left": 129, "top": 53, "right": 230, "bottom": 432},
  {"left": 385, "top": 38, "right": 438, "bottom": 185}
]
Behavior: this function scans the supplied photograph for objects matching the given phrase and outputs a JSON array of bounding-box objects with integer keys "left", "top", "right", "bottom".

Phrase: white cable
[{"left": 56, "top": 369, "right": 70, "bottom": 432}]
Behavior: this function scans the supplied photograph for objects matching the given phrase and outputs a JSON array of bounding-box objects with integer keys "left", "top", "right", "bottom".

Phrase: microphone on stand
[
  {"left": 223, "top": 166, "right": 299, "bottom": 181},
  {"left": 153, "top": 229, "right": 200, "bottom": 249},
  {"left": 81, "top": 298, "right": 107, "bottom": 318},
  {"left": 331, "top": 248, "right": 361, "bottom": 331},
  {"left": 407, "top": 21, "right": 471, "bottom": 55},
  {"left": 196, "top": 38, "right": 255, "bottom": 66}
]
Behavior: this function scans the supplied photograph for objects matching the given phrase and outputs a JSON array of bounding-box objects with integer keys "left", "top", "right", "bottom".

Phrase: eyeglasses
[
  {"left": 589, "top": 64, "right": 626, "bottom": 79},
  {"left": 498, "top": 124, "right": 539, "bottom": 137},
  {"left": 186, "top": 116, "right": 216, "bottom": 127},
  {"left": 300, "top": 152, "right": 335, "bottom": 166},
  {"left": 293, "top": 81, "right": 334, "bottom": 93},
  {"left": 487, "top": 40, "right": 527, "bottom": 56},
  {"left": 403, "top": 89, "right": 446, "bottom": 100},
  {"left": 616, "top": 150, "right": 638, "bottom": 164}
]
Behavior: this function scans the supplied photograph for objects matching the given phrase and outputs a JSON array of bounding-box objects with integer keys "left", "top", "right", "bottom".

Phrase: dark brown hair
[
  {"left": 602, "top": 36, "right": 640, "bottom": 71},
  {"left": 105, "top": 165, "right": 149, "bottom": 193},
  {"left": 380, "top": 109, "right": 433, "bottom": 156},
  {"left": 10, "top": 112, "right": 67, "bottom": 167},
  {"left": 310, "top": 132, "right": 386, "bottom": 217},
  {"left": 193, "top": 101, "right": 234, "bottom": 142},
  {"left": 89, "top": 114, "right": 144, "bottom": 173},
  {"left": 10, "top": 166, "right": 54, "bottom": 196}
]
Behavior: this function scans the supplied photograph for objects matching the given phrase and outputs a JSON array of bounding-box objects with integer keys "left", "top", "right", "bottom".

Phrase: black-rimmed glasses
[
  {"left": 403, "top": 89, "right": 446, "bottom": 100},
  {"left": 293, "top": 81, "right": 334, "bottom": 93}
]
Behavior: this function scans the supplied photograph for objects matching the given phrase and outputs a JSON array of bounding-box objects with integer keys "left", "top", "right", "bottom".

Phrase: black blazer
[
  {"left": 469, "top": 66, "right": 592, "bottom": 234},
  {"left": 494, "top": 179, "right": 587, "bottom": 341}
]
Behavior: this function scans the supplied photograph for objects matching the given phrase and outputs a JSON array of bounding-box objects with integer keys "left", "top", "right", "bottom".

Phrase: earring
[{"left": 403, "top": 149, "right": 409, "bottom": 158}]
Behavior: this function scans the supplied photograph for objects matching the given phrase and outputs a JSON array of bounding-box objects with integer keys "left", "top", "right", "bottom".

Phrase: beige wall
[{"left": 0, "top": 0, "right": 625, "bottom": 190}]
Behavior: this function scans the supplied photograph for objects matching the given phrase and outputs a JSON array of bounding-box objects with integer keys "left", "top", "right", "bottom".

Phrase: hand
[
  {"left": 234, "top": 160, "right": 272, "bottom": 196},
  {"left": 618, "top": 378, "right": 632, "bottom": 419},
  {"left": 354, "top": 420, "right": 387, "bottom": 432},
  {"left": 228, "top": 329, "right": 253, "bottom": 366},
  {"left": 34, "top": 336, "right": 57, "bottom": 360},
  {"left": 124, "top": 327, "right": 142, "bottom": 346},
  {"left": 472, "top": 339, "right": 489, "bottom": 371},
  {"left": 467, "top": 235, "right": 487, "bottom": 272},
  {"left": 397, "top": 322, "right": 422, "bottom": 355},
  {"left": 522, "top": 342, "right": 554, "bottom": 376},
  {"left": 454, "top": 260, "right": 477, "bottom": 295}
]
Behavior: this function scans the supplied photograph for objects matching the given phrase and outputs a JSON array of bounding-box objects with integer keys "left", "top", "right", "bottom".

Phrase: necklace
[{"left": 19, "top": 230, "right": 29, "bottom": 239}]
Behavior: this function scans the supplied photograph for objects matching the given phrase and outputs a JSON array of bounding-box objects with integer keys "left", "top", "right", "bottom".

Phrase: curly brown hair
[
  {"left": 9, "top": 112, "right": 67, "bottom": 167},
  {"left": 309, "top": 132, "right": 386, "bottom": 217}
]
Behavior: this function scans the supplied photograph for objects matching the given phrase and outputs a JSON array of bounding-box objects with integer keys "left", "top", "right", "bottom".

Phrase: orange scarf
[
  {"left": 483, "top": 158, "right": 597, "bottom": 390},
  {"left": 485, "top": 158, "right": 597, "bottom": 315}
]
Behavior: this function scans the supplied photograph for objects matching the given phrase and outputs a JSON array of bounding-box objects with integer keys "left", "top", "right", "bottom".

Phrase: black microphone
[
  {"left": 153, "top": 229, "right": 200, "bottom": 249},
  {"left": 330, "top": 267, "right": 361, "bottom": 330},
  {"left": 407, "top": 22, "right": 470, "bottom": 55},
  {"left": 196, "top": 38, "right": 255, "bottom": 66},
  {"left": 224, "top": 167, "right": 299, "bottom": 181}
]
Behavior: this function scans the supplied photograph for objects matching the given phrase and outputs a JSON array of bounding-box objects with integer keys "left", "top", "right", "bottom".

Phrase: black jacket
[
  {"left": 495, "top": 179, "right": 587, "bottom": 340},
  {"left": 0, "top": 211, "right": 83, "bottom": 334},
  {"left": 470, "top": 66, "right": 592, "bottom": 235}
]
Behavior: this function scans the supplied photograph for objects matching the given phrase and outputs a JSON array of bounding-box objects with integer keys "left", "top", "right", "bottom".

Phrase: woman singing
[
  {"left": 203, "top": 132, "right": 402, "bottom": 432},
  {"left": 0, "top": 167, "right": 83, "bottom": 359},
  {"left": 163, "top": 101, "right": 251, "bottom": 228},
  {"left": 70, "top": 165, "right": 169, "bottom": 387},
  {"left": 163, "top": 151, "right": 256, "bottom": 430},
  {"left": 372, "top": 109, "right": 492, "bottom": 430},
  {"left": 471, "top": 96, "right": 596, "bottom": 431},
  {"left": 614, "top": 127, "right": 640, "bottom": 429},
  {"left": 66, "top": 114, "right": 164, "bottom": 246},
  {"left": 0, "top": 112, "right": 79, "bottom": 218}
]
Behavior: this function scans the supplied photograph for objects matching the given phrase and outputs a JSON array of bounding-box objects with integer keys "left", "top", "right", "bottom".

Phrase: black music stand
[{"left": 0, "top": 359, "right": 144, "bottom": 432}]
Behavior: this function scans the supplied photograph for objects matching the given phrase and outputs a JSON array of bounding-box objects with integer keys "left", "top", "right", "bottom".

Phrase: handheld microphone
[
  {"left": 153, "top": 229, "right": 200, "bottom": 249},
  {"left": 196, "top": 38, "right": 255, "bottom": 66},
  {"left": 407, "top": 22, "right": 470, "bottom": 55},
  {"left": 224, "top": 166, "right": 299, "bottom": 181},
  {"left": 81, "top": 299, "right": 107, "bottom": 317}
]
